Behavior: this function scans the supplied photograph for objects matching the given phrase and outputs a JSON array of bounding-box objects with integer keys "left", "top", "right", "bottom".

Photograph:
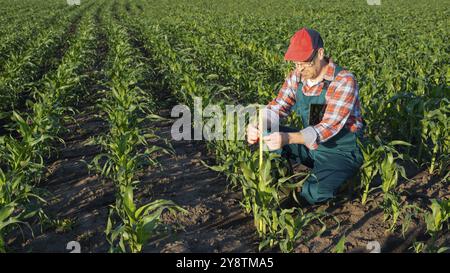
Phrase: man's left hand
[{"left": 262, "top": 132, "right": 289, "bottom": 151}]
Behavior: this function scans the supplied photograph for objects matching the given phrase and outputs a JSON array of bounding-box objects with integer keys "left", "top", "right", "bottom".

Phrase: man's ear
[{"left": 318, "top": 48, "right": 325, "bottom": 60}]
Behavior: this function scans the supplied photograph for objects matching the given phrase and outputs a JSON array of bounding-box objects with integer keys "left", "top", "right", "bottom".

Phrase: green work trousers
[{"left": 272, "top": 126, "right": 363, "bottom": 205}]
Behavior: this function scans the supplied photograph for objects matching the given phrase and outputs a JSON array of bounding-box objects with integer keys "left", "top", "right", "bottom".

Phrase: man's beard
[{"left": 302, "top": 70, "right": 317, "bottom": 80}]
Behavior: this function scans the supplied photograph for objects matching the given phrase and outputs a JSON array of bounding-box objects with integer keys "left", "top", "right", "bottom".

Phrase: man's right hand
[{"left": 246, "top": 123, "right": 260, "bottom": 144}]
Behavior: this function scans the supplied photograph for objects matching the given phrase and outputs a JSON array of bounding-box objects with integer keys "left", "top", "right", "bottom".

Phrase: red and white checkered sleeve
[
  {"left": 313, "top": 73, "right": 357, "bottom": 144},
  {"left": 267, "top": 71, "right": 297, "bottom": 119}
]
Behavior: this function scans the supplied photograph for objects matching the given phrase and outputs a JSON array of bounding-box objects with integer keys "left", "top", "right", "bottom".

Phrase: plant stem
[
  {"left": 362, "top": 183, "right": 369, "bottom": 205},
  {"left": 429, "top": 142, "right": 438, "bottom": 175},
  {"left": 259, "top": 106, "right": 263, "bottom": 181}
]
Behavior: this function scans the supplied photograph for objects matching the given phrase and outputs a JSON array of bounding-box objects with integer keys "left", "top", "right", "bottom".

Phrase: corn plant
[
  {"left": 94, "top": 7, "right": 184, "bottom": 252},
  {"left": 0, "top": 115, "right": 48, "bottom": 252},
  {"left": 105, "top": 185, "right": 187, "bottom": 253},
  {"left": 260, "top": 207, "right": 327, "bottom": 253},
  {"left": 0, "top": 3, "right": 103, "bottom": 251},
  {"left": 201, "top": 104, "right": 255, "bottom": 189},
  {"left": 0, "top": 1, "right": 93, "bottom": 117},
  {"left": 420, "top": 100, "right": 449, "bottom": 176},
  {"left": 358, "top": 136, "right": 411, "bottom": 205},
  {"left": 332, "top": 235, "right": 347, "bottom": 253},
  {"left": 0, "top": 203, "right": 27, "bottom": 253},
  {"left": 379, "top": 148, "right": 410, "bottom": 232},
  {"left": 239, "top": 147, "right": 324, "bottom": 252},
  {"left": 412, "top": 199, "right": 449, "bottom": 253},
  {"left": 0, "top": 2, "right": 72, "bottom": 73}
]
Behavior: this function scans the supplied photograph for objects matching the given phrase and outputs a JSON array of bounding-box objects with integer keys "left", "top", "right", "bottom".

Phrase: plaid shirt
[{"left": 267, "top": 60, "right": 363, "bottom": 150}]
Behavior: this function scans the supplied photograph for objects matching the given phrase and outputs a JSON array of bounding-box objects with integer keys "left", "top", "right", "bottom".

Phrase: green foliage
[
  {"left": 332, "top": 235, "right": 347, "bottom": 253},
  {"left": 413, "top": 199, "right": 449, "bottom": 253},
  {"left": 0, "top": 4, "right": 100, "bottom": 252},
  {"left": 94, "top": 4, "right": 184, "bottom": 252},
  {"left": 1, "top": 0, "right": 448, "bottom": 253},
  {"left": 358, "top": 137, "right": 411, "bottom": 206},
  {"left": 105, "top": 186, "right": 187, "bottom": 253},
  {"left": 238, "top": 151, "right": 326, "bottom": 252},
  {"left": 122, "top": 0, "right": 448, "bottom": 252}
]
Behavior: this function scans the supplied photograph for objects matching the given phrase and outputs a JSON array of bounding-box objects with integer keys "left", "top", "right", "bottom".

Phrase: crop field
[{"left": 0, "top": 0, "right": 448, "bottom": 253}]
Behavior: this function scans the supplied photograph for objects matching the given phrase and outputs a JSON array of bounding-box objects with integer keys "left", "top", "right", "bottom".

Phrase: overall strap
[{"left": 333, "top": 65, "right": 344, "bottom": 77}]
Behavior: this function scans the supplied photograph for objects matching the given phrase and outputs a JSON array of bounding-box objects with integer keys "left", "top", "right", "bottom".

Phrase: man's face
[{"left": 294, "top": 48, "right": 324, "bottom": 80}]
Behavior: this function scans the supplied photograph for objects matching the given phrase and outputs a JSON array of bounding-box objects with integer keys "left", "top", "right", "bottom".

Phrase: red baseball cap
[{"left": 284, "top": 28, "right": 324, "bottom": 62}]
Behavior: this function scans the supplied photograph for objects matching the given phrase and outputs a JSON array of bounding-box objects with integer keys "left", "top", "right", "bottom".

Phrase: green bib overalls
[{"left": 275, "top": 66, "right": 364, "bottom": 204}]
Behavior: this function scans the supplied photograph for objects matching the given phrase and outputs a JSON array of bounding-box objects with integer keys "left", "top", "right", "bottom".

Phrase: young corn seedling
[
  {"left": 201, "top": 103, "right": 255, "bottom": 189},
  {"left": 379, "top": 147, "right": 410, "bottom": 232},
  {"left": 412, "top": 199, "right": 449, "bottom": 253},
  {"left": 358, "top": 136, "right": 411, "bottom": 206},
  {"left": 0, "top": 202, "right": 30, "bottom": 253},
  {"left": 259, "top": 206, "right": 327, "bottom": 253},
  {"left": 420, "top": 100, "right": 449, "bottom": 176},
  {"left": 95, "top": 14, "right": 185, "bottom": 252},
  {"left": 105, "top": 185, "right": 187, "bottom": 253},
  {"left": 0, "top": 3, "right": 90, "bottom": 116},
  {"left": 0, "top": 113, "right": 49, "bottom": 252},
  {"left": 240, "top": 151, "right": 317, "bottom": 252},
  {"left": 332, "top": 235, "right": 347, "bottom": 253},
  {"left": 237, "top": 109, "right": 322, "bottom": 252},
  {"left": 0, "top": 12, "right": 99, "bottom": 249}
]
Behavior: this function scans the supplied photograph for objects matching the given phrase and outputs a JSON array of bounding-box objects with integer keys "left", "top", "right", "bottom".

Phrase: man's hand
[
  {"left": 246, "top": 123, "right": 260, "bottom": 144},
  {"left": 262, "top": 132, "right": 289, "bottom": 151}
]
